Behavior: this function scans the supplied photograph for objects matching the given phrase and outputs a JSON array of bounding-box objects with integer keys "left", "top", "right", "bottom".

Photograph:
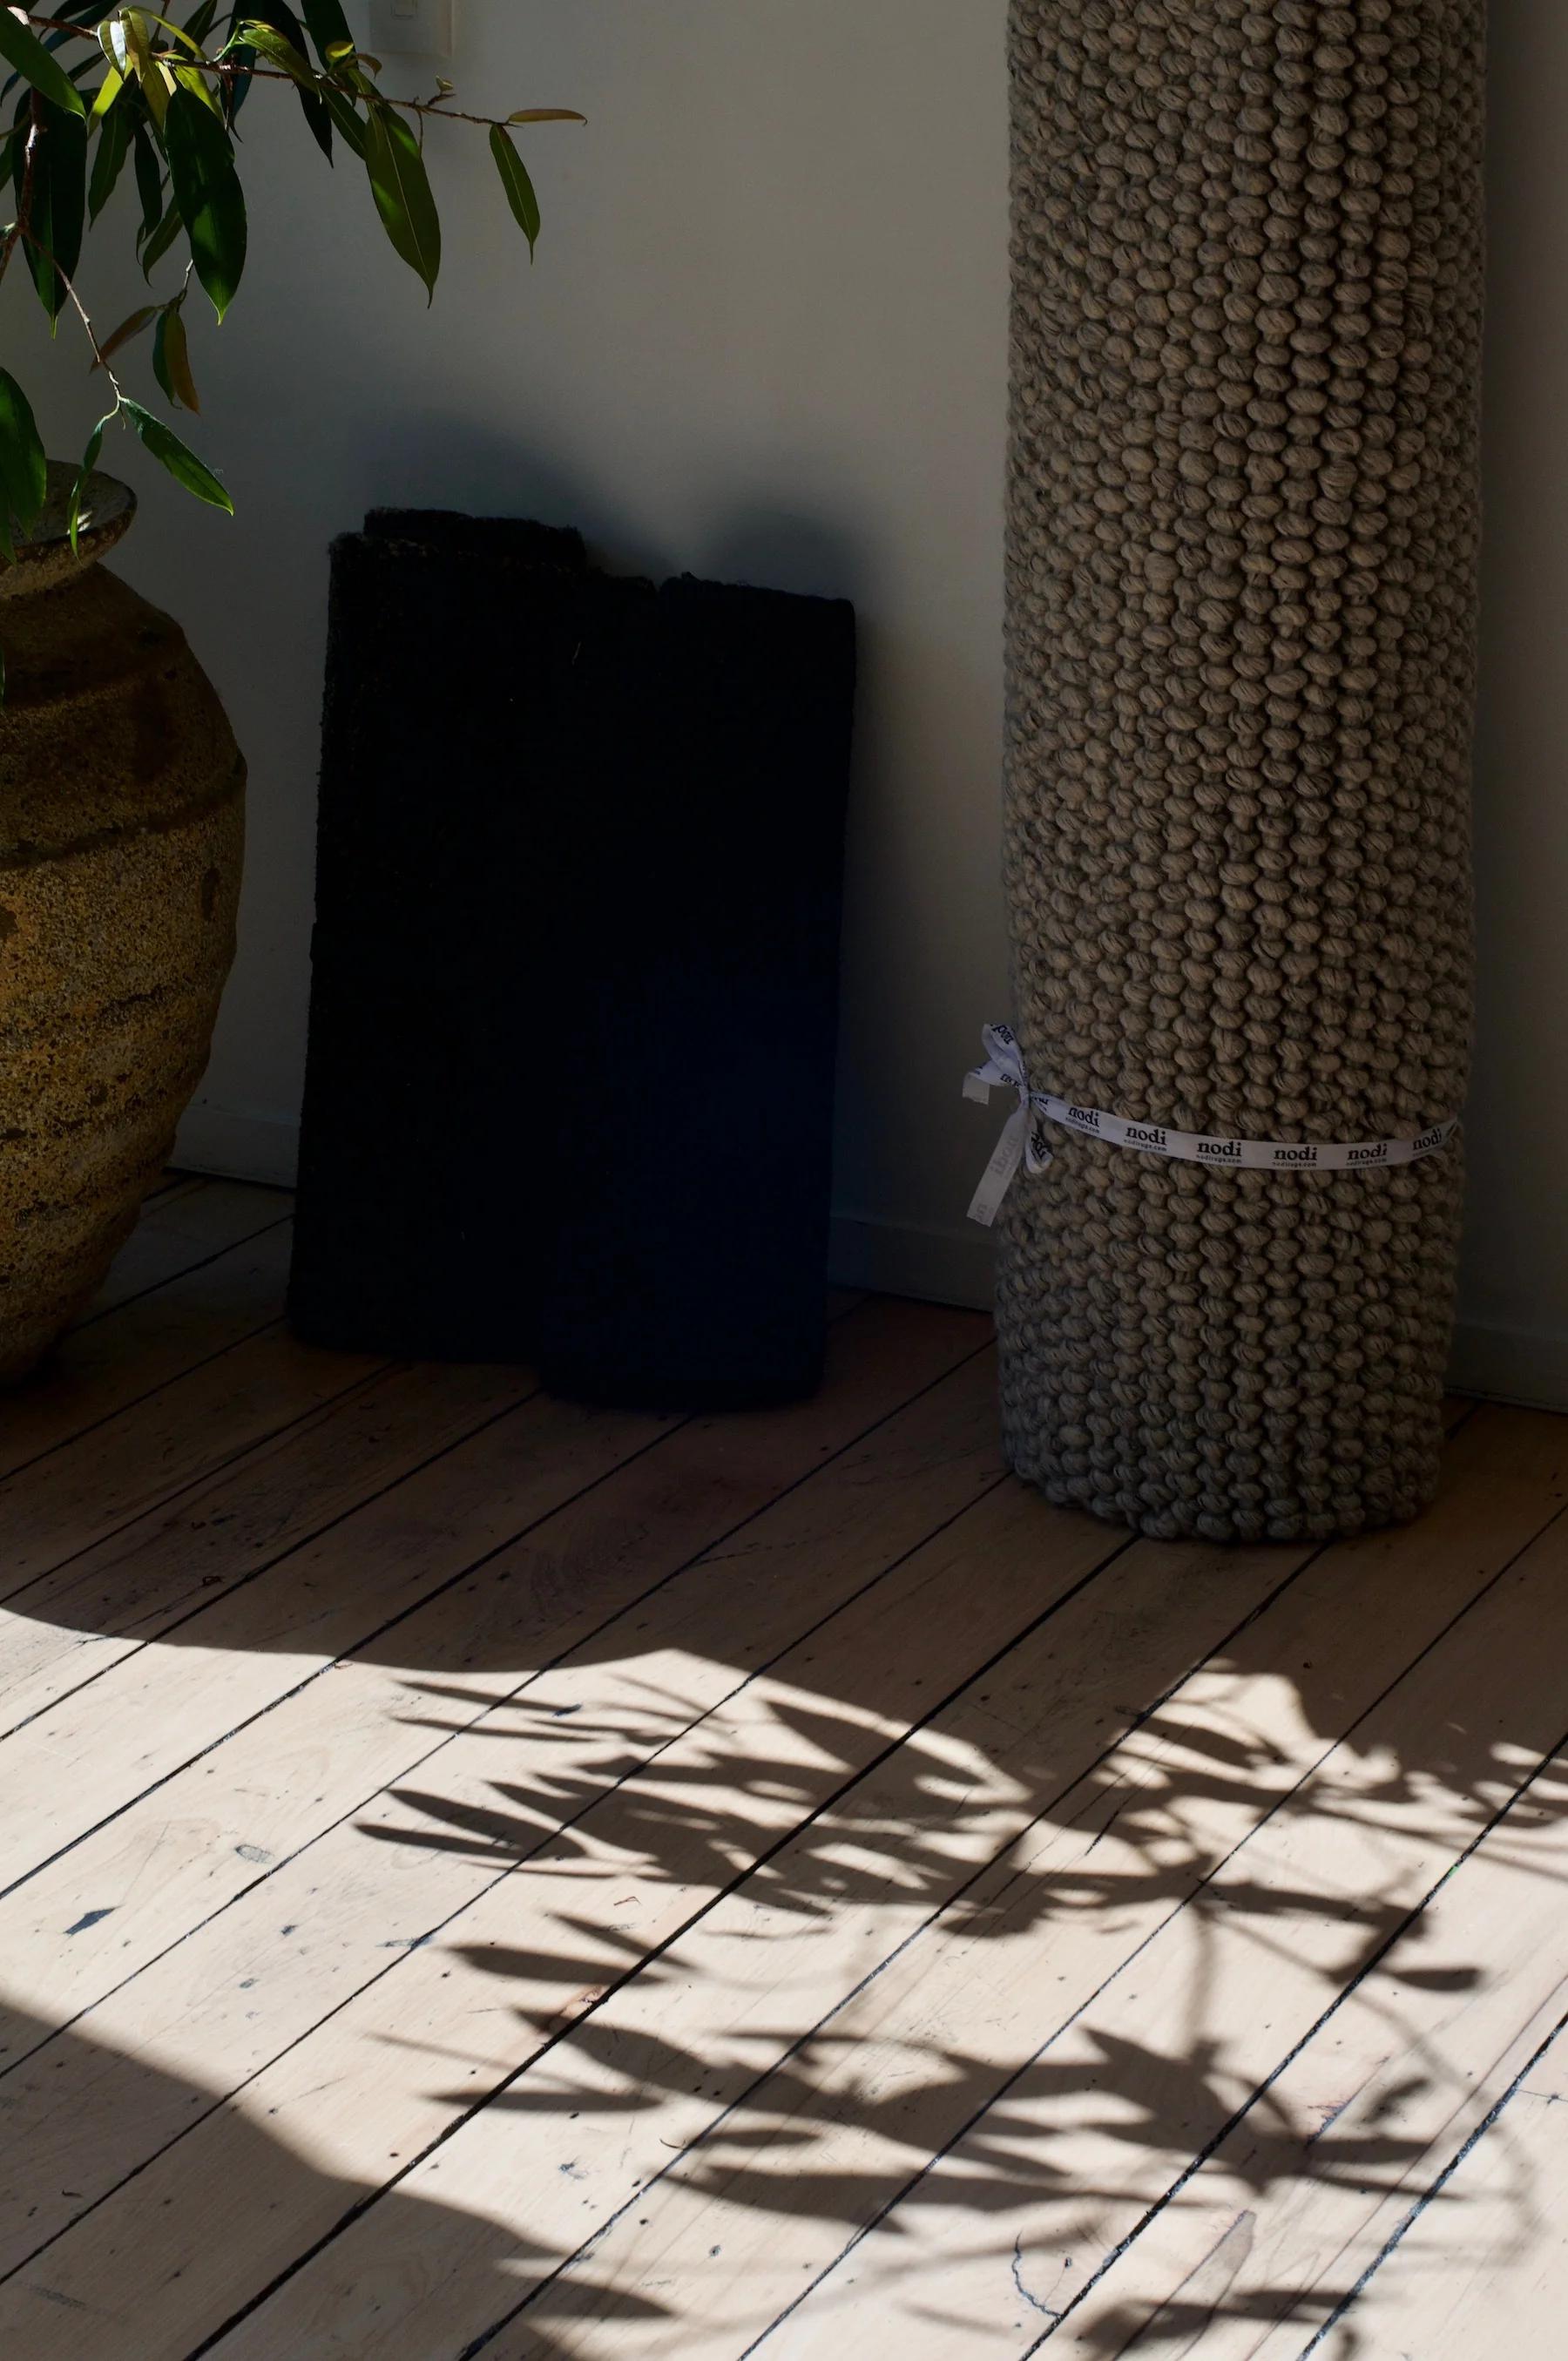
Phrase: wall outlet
[{"left": 367, "top": 0, "right": 454, "bottom": 59}]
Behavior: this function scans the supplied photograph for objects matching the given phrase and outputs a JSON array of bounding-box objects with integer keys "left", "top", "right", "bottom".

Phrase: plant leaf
[
  {"left": 233, "top": 19, "right": 312, "bottom": 84},
  {"left": 87, "top": 85, "right": 131, "bottom": 218},
  {"left": 171, "top": 58, "right": 225, "bottom": 116},
  {"left": 121, "top": 397, "right": 233, "bottom": 510},
  {"left": 317, "top": 79, "right": 363, "bottom": 157},
  {"left": 363, "top": 99, "right": 438, "bottom": 299},
  {"left": 163, "top": 83, "right": 246, "bottom": 317},
  {"left": 0, "top": 7, "right": 87, "bottom": 118},
  {"left": 132, "top": 116, "right": 162, "bottom": 234},
  {"left": 139, "top": 193, "right": 183, "bottom": 276},
  {"left": 17, "top": 98, "right": 87, "bottom": 321},
  {"left": 296, "top": 83, "right": 332, "bottom": 158},
  {"left": 93, "top": 301, "right": 158, "bottom": 365},
  {"left": 506, "top": 109, "right": 585, "bottom": 125},
  {"left": 299, "top": 0, "right": 352, "bottom": 70},
  {"left": 69, "top": 410, "right": 112, "bottom": 552},
  {"left": 153, "top": 300, "right": 199, "bottom": 409},
  {"left": 139, "top": 10, "right": 212, "bottom": 59},
  {"left": 0, "top": 368, "right": 48, "bottom": 559},
  {"left": 91, "top": 63, "right": 123, "bottom": 119},
  {"left": 489, "top": 123, "right": 539, "bottom": 257},
  {"left": 119, "top": 10, "right": 170, "bottom": 126}
]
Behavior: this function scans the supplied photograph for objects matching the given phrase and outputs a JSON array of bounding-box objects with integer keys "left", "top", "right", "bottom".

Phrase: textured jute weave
[{"left": 1001, "top": 2, "right": 1483, "bottom": 1540}]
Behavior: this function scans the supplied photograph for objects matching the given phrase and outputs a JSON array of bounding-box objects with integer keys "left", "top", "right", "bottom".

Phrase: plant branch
[
  {"left": 0, "top": 91, "right": 43, "bottom": 294},
  {"left": 14, "top": 218, "right": 125, "bottom": 402},
  {"left": 23, "top": 13, "right": 578, "bottom": 133}
]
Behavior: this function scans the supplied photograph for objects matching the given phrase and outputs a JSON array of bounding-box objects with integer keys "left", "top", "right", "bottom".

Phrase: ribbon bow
[{"left": 963, "top": 1023, "right": 1055, "bottom": 1226}]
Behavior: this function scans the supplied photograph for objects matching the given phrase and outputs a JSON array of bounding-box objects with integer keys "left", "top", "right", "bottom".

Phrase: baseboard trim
[
  {"left": 167, "top": 1116, "right": 1568, "bottom": 1411},
  {"left": 828, "top": 1210, "right": 994, "bottom": 1312},
  {"left": 1448, "top": 1318, "right": 1568, "bottom": 1415},
  {"left": 176, "top": 1099, "right": 301, "bottom": 1189}
]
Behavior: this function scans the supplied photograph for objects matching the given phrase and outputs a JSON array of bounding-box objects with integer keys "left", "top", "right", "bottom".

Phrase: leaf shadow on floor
[{"left": 3, "top": 1403, "right": 1567, "bottom": 2356}]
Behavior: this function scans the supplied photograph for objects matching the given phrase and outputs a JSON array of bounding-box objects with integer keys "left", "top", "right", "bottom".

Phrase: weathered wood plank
[
  {"left": 71, "top": 1179, "right": 292, "bottom": 1326},
  {"left": 0, "top": 1221, "right": 297, "bottom": 1486},
  {"left": 0, "top": 1356, "right": 538, "bottom": 1735},
  {"left": 1311, "top": 2027, "right": 1568, "bottom": 2360},
  {"left": 0, "top": 1325, "right": 391, "bottom": 1602},
  {"left": 0, "top": 1324, "right": 1002, "bottom": 2351},
  {"left": 1031, "top": 1746, "right": 1568, "bottom": 2358},
  {"left": 0, "top": 1301, "right": 986, "bottom": 2013},
  {"left": 0, "top": 1407, "right": 1081, "bottom": 2292},
  {"left": 715, "top": 1417, "right": 1568, "bottom": 2361},
  {"left": 189, "top": 1406, "right": 1568, "bottom": 2361}
]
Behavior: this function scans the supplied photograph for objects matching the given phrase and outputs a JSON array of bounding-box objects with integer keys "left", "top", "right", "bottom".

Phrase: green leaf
[
  {"left": 300, "top": 0, "right": 352, "bottom": 69},
  {"left": 87, "top": 88, "right": 131, "bottom": 219},
  {"left": 0, "top": 8, "right": 87, "bottom": 118},
  {"left": 132, "top": 118, "right": 162, "bottom": 236},
  {"left": 17, "top": 99, "right": 87, "bottom": 321},
  {"left": 317, "top": 79, "right": 363, "bottom": 158},
  {"left": 296, "top": 84, "right": 332, "bottom": 159},
  {"left": 185, "top": 0, "right": 220, "bottom": 42},
  {"left": 171, "top": 58, "right": 225, "bottom": 117},
  {"left": 153, "top": 301, "right": 199, "bottom": 409},
  {"left": 140, "top": 10, "right": 213, "bottom": 58},
  {"left": 91, "top": 64, "right": 124, "bottom": 120},
  {"left": 93, "top": 301, "right": 158, "bottom": 365},
  {"left": 68, "top": 410, "right": 112, "bottom": 553},
  {"left": 489, "top": 123, "right": 539, "bottom": 257},
  {"left": 121, "top": 398, "right": 233, "bottom": 511},
  {"left": 163, "top": 84, "right": 246, "bottom": 317},
  {"left": 0, "top": 369, "right": 49, "bottom": 560},
  {"left": 119, "top": 11, "right": 170, "bottom": 127},
  {"left": 139, "top": 193, "right": 183, "bottom": 277},
  {"left": 363, "top": 100, "right": 438, "bottom": 300},
  {"left": 233, "top": 19, "right": 313, "bottom": 84},
  {"left": 505, "top": 109, "right": 585, "bottom": 125}
]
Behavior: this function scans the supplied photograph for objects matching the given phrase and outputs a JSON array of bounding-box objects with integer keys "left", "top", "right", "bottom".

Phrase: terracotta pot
[{"left": 0, "top": 468, "right": 245, "bottom": 1380}]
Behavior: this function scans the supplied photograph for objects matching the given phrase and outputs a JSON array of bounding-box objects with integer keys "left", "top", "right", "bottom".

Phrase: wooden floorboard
[
  {"left": 427, "top": 1410, "right": 1568, "bottom": 2361},
  {"left": 0, "top": 1194, "right": 1564, "bottom": 2361},
  {"left": 1040, "top": 1738, "right": 1568, "bottom": 2358},
  {"left": 1314, "top": 2013, "right": 1568, "bottom": 2359},
  {"left": 0, "top": 1213, "right": 297, "bottom": 1485},
  {"left": 70, "top": 1178, "right": 292, "bottom": 1328},
  {"left": 0, "top": 1356, "right": 539, "bottom": 1736},
  {"left": 0, "top": 1338, "right": 1004, "bottom": 2348}
]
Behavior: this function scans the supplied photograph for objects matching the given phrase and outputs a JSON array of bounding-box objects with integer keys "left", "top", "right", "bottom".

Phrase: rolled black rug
[
  {"left": 535, "top": 575, "right": 856, "bottom": 1408},
  {"left": 290, "top": 522, "right": 855, "bottom": 1407},
  {"left": 288, "top": 514, "right": 633, "bottom": 1359}
]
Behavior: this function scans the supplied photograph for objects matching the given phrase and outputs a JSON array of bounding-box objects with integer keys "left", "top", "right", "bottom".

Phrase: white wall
[
  {"left": 17, "top": 2, "right": 1568, "bottom": 1401},
  {"left": 1452, "top": 6, "right": 1568, "bottom": 1407},
  {"left": 17, "top": 0, "right": 1010, "bottom": 1302}
]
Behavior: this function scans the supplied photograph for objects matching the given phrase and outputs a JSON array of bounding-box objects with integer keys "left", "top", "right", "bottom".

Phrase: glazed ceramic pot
[{"left": 0, "top": 467, "right": 245, "bottom": 1379}]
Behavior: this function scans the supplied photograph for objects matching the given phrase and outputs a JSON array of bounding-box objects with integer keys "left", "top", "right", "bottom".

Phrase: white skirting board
[
  {"left": 828, "top": 1210, "right": 993, "bottom": 1312},
  {"left": 173, "top": 1101, "right": 1568, "bottom": 1415},
  {"left": 175, "top": 1098, "right": 301, "bottom": 1190},
  {"left": 1446, "top": 1319, "right": 1568, "bottom": 1416}
]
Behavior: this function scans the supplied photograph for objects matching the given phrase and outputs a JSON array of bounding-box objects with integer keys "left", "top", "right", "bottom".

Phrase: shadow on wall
[{"left": 362, "top": 411, "right": 881, "bottom": 605}]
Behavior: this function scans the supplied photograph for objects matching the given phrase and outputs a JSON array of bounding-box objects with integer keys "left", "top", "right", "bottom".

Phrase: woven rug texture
[{"left": 1001, "top": 0, "right": 1484, "bottom": 1539}]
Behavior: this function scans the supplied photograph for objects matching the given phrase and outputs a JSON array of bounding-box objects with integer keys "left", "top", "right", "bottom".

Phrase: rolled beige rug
[{"left": 998, "top": 1, "right": 1483, "bottom": 1540}]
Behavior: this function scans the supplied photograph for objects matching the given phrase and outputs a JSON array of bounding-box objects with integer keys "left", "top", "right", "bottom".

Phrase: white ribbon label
[
  {"left": 964, "top": 1023, "right": 1456, "bottom": 1228},
  {"left": 963, "top": 1023, "right": 1055, "bottom": 1225}
]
